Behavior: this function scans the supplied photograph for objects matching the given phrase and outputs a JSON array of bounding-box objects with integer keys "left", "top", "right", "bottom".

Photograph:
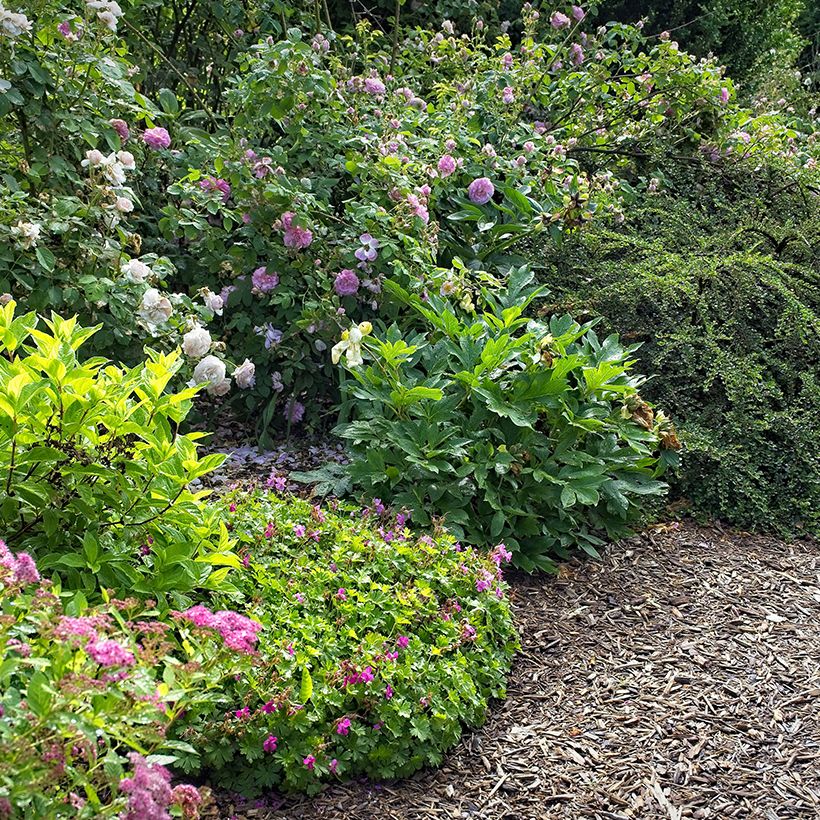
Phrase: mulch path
[{"left": 218, "top": 522, "right": 820, "bottom": 820}]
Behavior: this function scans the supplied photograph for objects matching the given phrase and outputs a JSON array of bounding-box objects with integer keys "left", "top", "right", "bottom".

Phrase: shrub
[
  {"left": 331, "top": 270, "right": 678, "bottom": 571},
  {"left": 0, "top": 301, "right": 238, "bottom": 602},
  {"left": 538, "top": 167, "right": 820, "bottom": 536},
  {"left": 173, "top": 489, "right": 518, "bottom": 794},
  {"left": 0, "top": 543, "right": 257, "bottom": 817}
]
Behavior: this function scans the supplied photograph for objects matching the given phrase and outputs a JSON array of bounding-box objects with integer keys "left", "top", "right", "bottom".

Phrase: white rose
[
  {"left": 10, "top": 221, "right": 41, "bottom": 249},
  {"left": 82, "top": 149, "right": 105, "bottom": 168},
  {"left": 138, "top": 287, "right": 173, "bottom": 327},
  {"left": 100, "top": 154, "right": 126, "bottom": 185},
  {"left": 202, "top": 288, "right": 223, "bottom": 316},
  {"left": 121, "top": 258, "right": 152, "bottom": 283},
  {"left": 0, "top": 10, "right": 32, "bottom": 37},
  {"left": 97, "top": 9, "right": 118, "bottom": 30},
  {"left": 115, "top": 196, "right": 134, "bottom": 213},
  {"left": 117, "top": 150, "right": 136, "bottom": 170},
  {"left": 233, "top": 358, "right": 256, "bottom": 389},
  {"left": 182, "top": 325, "right": 212, "bottom": 359},
  {"left": 190, "top": 355, "right": 230, "bottom": 395}
]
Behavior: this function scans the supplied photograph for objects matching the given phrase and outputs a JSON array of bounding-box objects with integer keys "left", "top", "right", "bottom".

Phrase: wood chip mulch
[{"left": 218, "top": 522, "right": 820, "bottom": 820}]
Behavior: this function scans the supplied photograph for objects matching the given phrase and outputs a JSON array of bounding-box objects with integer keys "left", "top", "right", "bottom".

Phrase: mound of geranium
[{"left": 171, "top": 489, "right": 519, "bottom": 795}]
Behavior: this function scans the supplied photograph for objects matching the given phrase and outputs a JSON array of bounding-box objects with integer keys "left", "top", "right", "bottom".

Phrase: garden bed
[{"left": 215, "top": 523, "right": 820, "bottom": 819}]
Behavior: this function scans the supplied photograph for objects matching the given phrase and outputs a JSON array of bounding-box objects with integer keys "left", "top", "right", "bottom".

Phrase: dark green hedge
[{"left": 536, "top": 166, "right": 820, "bottom": 536}]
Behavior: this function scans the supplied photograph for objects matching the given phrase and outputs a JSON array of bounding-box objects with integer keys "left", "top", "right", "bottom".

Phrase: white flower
[
  {"left": 117, "top": 150, "right": 136, "bottom": 170},
  {"left": 10, "top": 221, "right": 41, "bottom": 249},
  {"left": 115, "top": 196, "right": 133, "bottom": 213},
  {"left": 331, "top": 321, "right": 372, "bottom": 368},
  {"left": 201, "top": 288, "right": 223, "bottom": 316},
  {"left": 82, "top": 149, "right": 105, "bottom": 168},
  {"left": 233, "top": 358, "right": 256, "bottom": 389},
  {"left": 181, "top": 325, "right": 212, "bottom": 359},
  {"left": 121, "top": 258, "right": 152, "bottom": 283},
  {"left": 0, "top": 7, "right": 32, "bottom": 38},
  {"left": 190, "top": 354, "right": 230, "bottom": 396},
  {"left": 99, "top": 153, "right": 126, "bottom": 185},
  {"left": 138, "top": 287, "right": 173, "bottom": 327}
]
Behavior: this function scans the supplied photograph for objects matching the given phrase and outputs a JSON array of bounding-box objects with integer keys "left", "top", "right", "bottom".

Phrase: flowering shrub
[
  {"left": 0, "top": 300, "right": 238, "bottom": 602},
  {"left": 0, "top": 0, "right": 228, "bottom": 384},
  {"left": 332, "top": 270, "right": 680, "bottom": 571},
  {"left": 174, "top": 489, "right": 518, "bottom": 794},
  {"left": 153, "top": 9, "right": 817, "bottom": 432},
  {"left": 0, "top": 544, "right": 259, "bottom": 817}
]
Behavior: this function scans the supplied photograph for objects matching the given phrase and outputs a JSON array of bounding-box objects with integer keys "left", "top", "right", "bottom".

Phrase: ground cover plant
[{"left": 173, "top": 489, "right": 518, "bottom": 794}]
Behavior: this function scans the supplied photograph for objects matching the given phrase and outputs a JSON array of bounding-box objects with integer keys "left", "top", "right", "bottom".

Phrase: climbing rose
[
  {"left": 109, "top": 118, "right": 130, "bottom": 141},
  {"left": 281, "top": 211, "right": 313, "bottom": 249},
  {"left": 142, "top": 127, "right": 171, "bottom": 149},
  {"left": 251, "top": 266, "right": 279, "bottom": 293},
  {"left": 570, "top": 43, "right": 584, "bottom": 65},
  {"left": 181, "top": 325, "right": 211, "bottom": 359},
  {"left": 233, "top": 359, "right": 256, "bottom": 390},
  {"left": 334, "top": 269, "right": 360, "bottom": 296},
  {"left": 190, "top": 355, "right": 230, "bottom": 397},
  {"left": 502, "top": 86, "right": 515, "bottom": 104},
  {"left": 468, "top": 177, "right": 494, "bottom": 205},
  {"left": 571, "top": 5, "right": 585, "bottom": 21},
  {"left": 551, "top": 11, "right": 570, "bottom": 28},
  {"left": 364, "top": 77, "right": 386, "bottom": 95},
  {"left": 437, "top": 154, "right": 457, "bottom": 177}
]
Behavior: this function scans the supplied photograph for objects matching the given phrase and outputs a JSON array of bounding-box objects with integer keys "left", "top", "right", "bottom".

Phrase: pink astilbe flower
[
  {"left": 467, "top": 177, "right": 494, "bottom": 205},
  {"left": 119, "top": 754, "right": 173, "bottom": 820},
  {"left": 142, "top": 127, "right": 171, "bottom": 150},
  {"left": 55, "top": 614, "right": 111, "bottom": 642},
  {"left": 334, "top": 269, "right": 360, "bottom": 296}
]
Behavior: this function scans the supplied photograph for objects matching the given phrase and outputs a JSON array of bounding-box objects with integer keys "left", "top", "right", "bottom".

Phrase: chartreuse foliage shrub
[
  {"left": 538, "top": 171, "right": 820, "bottom": 536},
  {"left": 0, "top": 542, "right": 260, "bottom": 817},
  {"left": 331, "top": 270, "right": 679, "bottom": 571},
  {"left": 173, "top": 489, "right": 518, "bottom": 794},
  {"left": 0, "top": 301, "right": 238, "bottom": 602}
]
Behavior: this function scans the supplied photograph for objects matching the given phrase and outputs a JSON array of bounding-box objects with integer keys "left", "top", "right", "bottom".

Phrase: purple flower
[
  {"left": 293, "top": 524, "right": 306, "bottom": 537},
  {"left": 337, "top": 717, "right": 352, "bottom": 735},
  {"left": 234, "top": 706, "right": 251, "bottom": 720},
  {"left": 551, "top": 11, "right": 570, "bottom": 28},
  {"left": 263, "top": 735, "right": 278, "bottom": 753},
  {"left": 0, "top": 540, "right": 40, "bottom": 585},
  {"left": 396, "top": 635, "right": 409, "bottom": 649},
  {"left": 199, "top": 176, "right": 231, "bottom": 202},
  {"left": 476, "top": 569, "right": 494, "bottom": 592},
  {"left": 303, "top": 755, "right": 316, "bottom": 770},
  {"left": 437, "top": 154, "right": 457, "bottom": 177},
  {"left": 336, "top": 588, "right": 347, "bottom": 601},
  {"left": 175, "top": 606, "right": 263, "bottom": 654},
  {"left": 360, "top": 666, "right": 374, "bottom": 683},
  {"left": 334, "top": 268, "right": 360, "bottom": 296},
  {"left": 109, "top": 119, "right": 130, "bottom": 141},
  {"left": 364, "top": 77, "right": 386, "bottom": 95},
  {"left": 57, "top": 20, "right": 72, "bottom": 38},
  {"left": 329, "top": 758, "right": 339, "bottom": 774},
  {"left": 251, "top": 266, "right": 279, "bottom": 294},
  {"left": 468, "top": 177, "right": 494, "bottom": 205},
  {"left": 384, "top": 684, "right": 393, "bottom": 700},
  {"left": 502, "top": 86, "right": 515, "bottom": 104},
  {"left": 254, "top": 323, "right": 283, "bottom": 349},
  {"left": 281, "top": 212, "right": 313, "bottom": 249},
  {"left": 142, "top": 127, "right": 171, "bottom": 150},
  {"left": 461, "top": 623, "right": 477, "bottom": 642},
  {"left": 491, "top": 543, "right": 513, "bottom": 565},
  {"left": 570, "top": 43, "right": 584, "bottom": 65},
  {"left": 719, "top": 87, "right": 730, "bottom": 104},
  {"left": 354, "top": 233, "right": 379, "bottom": 262},
  {"left": 571, "top": 5, "right": 585, "bottom": 21}
]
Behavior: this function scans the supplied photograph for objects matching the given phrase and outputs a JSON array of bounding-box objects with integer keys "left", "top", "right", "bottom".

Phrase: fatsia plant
[
  {"left": 334, "top": 269, "right": 680, "bottom": 571},
  {"left": 0, "top": 300, "right": 238, "bottom": 603}
]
